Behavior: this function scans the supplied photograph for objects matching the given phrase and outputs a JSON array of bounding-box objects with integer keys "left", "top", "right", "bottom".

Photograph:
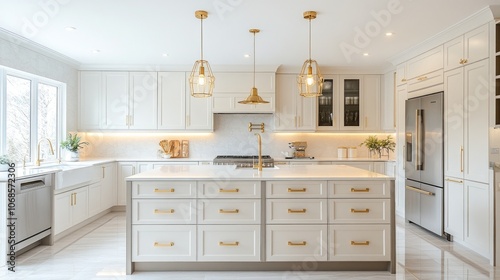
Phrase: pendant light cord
[
  {"left": 253, "top": 31, "right": 256, "bottom": 88},
  {"left": 200, "top": 15, "right": 204, "bottom": 62},
  {"left": 308, "top": 16, "right": 312, "bottom": 64}
]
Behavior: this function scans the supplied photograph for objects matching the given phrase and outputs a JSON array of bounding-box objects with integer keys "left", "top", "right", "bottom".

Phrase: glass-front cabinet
[
  {"left": 340, "top": 75, "right": 363, "bottom": 131},
  {"left": 316, "top": 75, "right": 339, "bottom": 130}
]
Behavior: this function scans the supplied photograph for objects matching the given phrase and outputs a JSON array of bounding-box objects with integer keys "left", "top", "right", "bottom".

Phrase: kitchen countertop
[{"left": 126, "top": 164, "right": 393, "bottom": 181}]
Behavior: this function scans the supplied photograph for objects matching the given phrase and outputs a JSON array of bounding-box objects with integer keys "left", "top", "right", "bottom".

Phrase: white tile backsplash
[{"left": 81, "top": 114, "right": 396, "bottom": 160}]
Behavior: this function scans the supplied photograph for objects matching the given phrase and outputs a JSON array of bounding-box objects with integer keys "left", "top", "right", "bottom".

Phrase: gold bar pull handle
[
  {"left": 350, "top": 208, "right": 370, "bottom": 213},
  {"left": 288, "top": 208, "right": 307, "bottom": 214},
  {"left": 154, "top": 209, "right": 175, "bottom": 214},
  {"left": 154, "top": 188, "right": 175, "bottom": 193},
  {"left": 287, "top": 187, "right": 307, "bottom": 193},
  {"left": 154, "top": 242, "right": 174, "bottom": 247},
  {"left": 445, "top": 178, "right": 463, "bottom": 184},
  {"left": 288, "top": 241, "right": 307, "bottom": 246},
  {"left": 219, "top": 209, "right": 239, "bottom": 214},
  {"left": 460, "top": 146, "right": 464, "bottom": 173},
  {"left": 405, "top": 185, "right": 434, "bottom": 196},
  {"left": 351, "top": 241, "right": 370, "bottom": 246},
  {"left": 219, "top": 241, "right": 239, "bottom": 246},
  {"left": 350, "top": 187, "right": 370, "bottom": 193},
  {"left": 219, "top": 188, "right": 239, "bottom": 193}
]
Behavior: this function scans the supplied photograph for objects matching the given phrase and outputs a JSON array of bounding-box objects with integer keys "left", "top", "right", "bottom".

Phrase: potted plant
[
  {"left": 360, "top": 135, "right": 382, "bottom": 158},
  {"left": 0, "top": 154, "right": 12, "bottom": 172},
  {"left": 379, "top": 135, "right": 396, "bottom": 157},
  {"left": 60, "top": 133, "right": 89, "bottom": 161}
]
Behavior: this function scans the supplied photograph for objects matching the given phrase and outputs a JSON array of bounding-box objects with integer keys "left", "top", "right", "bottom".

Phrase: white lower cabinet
[
  {"left": 132, "top": 199, "right": 196, "bottom": 224},
  {"left": 328, "top": 225, "right": 390, "bottom": 261},
  {"left": 267, "top": 199, "right": 327, "bottom": 224},
  {"left": 198, "top": 199, "right": 260, "bottom": 224},
  {"left": 266, "top": 225, "right": 328, "bottom": 261},
  {"left": 132, "top": 225, "right": 196, "bottom": 261},
  {"left": 54, "top": 186, "right": 89, "bottom": 235},
  {"left": 198, "top": 225, "right": 260, "bottom": 261},
  {"left": 328, "top": 199, "right": 390, "bottom": 224},
  {"left": 88, "top": 182, "right": 102, "bottom": 217}
]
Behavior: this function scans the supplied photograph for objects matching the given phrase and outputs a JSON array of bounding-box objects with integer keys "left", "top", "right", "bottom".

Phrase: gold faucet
[
  {"left": 36, "top": 138, "right": 55, "bottom": 166},
  {"left": 254, "top": 133, "right": 262, "bottom": 171}
]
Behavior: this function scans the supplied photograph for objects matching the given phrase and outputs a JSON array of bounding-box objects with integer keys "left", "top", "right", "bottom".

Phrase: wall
[
  {"left": 0, "top": 36, "right": 78, "bottom": 131},
  {"left": 80, "top": 114, "right": 395, "bottom": 160}
]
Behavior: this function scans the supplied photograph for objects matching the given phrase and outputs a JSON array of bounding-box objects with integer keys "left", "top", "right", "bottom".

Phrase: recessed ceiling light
[
  {"left": 363, "top": 53, "right": 369, "bottom": 56},
  {"left": 162, "top": 53, "right": 169, "bottom": 57},
  {"left": 385, "top": 32, "right": 393, "bottom": 36},
  {"left": 65, "top": 26, "right": 76, "bottom": 31},
  {"left": 91, "top": 49, "right": 100, "bottom": 54},
  {"left": 244, "top": 54, "right": 250, "bottom": 58}
]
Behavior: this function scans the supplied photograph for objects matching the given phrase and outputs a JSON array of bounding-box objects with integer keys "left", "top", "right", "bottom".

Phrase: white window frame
[{"left": 0, "top": 66, "right": 66, "bottom": 165}]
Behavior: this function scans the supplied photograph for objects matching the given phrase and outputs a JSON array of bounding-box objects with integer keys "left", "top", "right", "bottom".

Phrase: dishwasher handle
[{"left": 20, "top": 180, "right": 46, "bottom": 191}]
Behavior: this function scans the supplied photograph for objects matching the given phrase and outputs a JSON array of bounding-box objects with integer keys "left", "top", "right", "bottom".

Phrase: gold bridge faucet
[{"left": 254, "top": 133, "right": 262, "bottom": 171}]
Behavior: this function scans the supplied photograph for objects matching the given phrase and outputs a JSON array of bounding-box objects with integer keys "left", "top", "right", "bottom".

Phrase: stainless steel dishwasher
[{"left": 13, "top": 173, "right": 53, "bottom": 252}]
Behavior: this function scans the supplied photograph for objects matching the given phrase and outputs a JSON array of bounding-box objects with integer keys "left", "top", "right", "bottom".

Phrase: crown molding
[{"left": 0, "top": 27, "right": 81, "bottom": 68}]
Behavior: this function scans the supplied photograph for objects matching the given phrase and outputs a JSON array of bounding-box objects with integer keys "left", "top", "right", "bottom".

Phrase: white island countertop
[{"left": 126, "top": 164, "right": 392, "bottom": 181}]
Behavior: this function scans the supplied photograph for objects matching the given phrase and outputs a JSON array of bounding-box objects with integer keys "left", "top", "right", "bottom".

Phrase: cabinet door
[
  {"left": 101, "top": 163, "right": 117, "bottom": 210},
  {"left": 186, "top": 92, "right": 213, "bottom": 130},
  {"left": 79, "top": 72, "right": 102, "bottom": 130},
  {"left": 362, "top": 75, "right": 380, "bottom": 130},
  {"left": 444, "top": 68, "right": 464, "bottom": 179},
  {"left": 340, "top": 75, "right": 362, "bottom": 130},
  {"left": 274, "top": 74, "right": 298, "bottom": 131},
  {"left": 444, "top": 36, "right": 464, "bottom": 72},
  {"left": 463, "top": 24, "right": 489, "bottom": 66},
  {"left": 158, "top": 72, "right": 186, "bottom": 129},
  {"left": 464, "top": 180, "right": 491, "bottom": 258},
  {"left": 129, "top": 72, "right": 158, "bottom": 129},
  {"left": 102, "top": 72, "right": 129, "bottom": 129},
  {"left": 117, "top": 162, "right": 136, "bottom": 205},
  {"left": 395, "top": 85, "right": 407, "bottom": 216},
  {"left": 381, "top": 72, "right": 395, "bottom": 131},
  {"left": 464, "top": 59, "right": 489, "bottom": 183},
  {"left": 54, "top": 192, "right": 72, "bottom": 235},
  {"left": 297, "top": 92, "right": 316, "bottom": 130},
  {"left": 88, "top": 182, "right": 102, "bottom": 217},
  {"left": 444, "top": 178, "right": 464, "bottom": 241},
  {"left": 72, "top": 187, "right": 89, "bottom": 226},
  {"left": 317, "top": 76, "right": 338, "bottom": 130}
]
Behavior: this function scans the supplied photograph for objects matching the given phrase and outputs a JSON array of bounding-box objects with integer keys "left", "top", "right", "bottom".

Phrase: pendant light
[
  {"left": 189, "top": 10, "right": 215, "bottom": 97},
  {"left": 238, "top": 29, "right": 269, "bottom": 105},
  {"left": 297, "top": 11, "right": 323, "bottom": 97}
]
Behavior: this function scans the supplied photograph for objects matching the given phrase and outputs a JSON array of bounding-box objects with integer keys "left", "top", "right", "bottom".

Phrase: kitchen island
[{"left": 125, "top": 164, "right": 395, "bottom": 274}]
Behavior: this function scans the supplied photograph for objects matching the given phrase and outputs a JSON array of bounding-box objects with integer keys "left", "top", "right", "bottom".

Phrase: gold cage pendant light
[
  {"left": 189, "top": 10, "right": 215, "bottom": 98},
  {"left": 238, "top": 29, "right": 269, "bottom": 105},
  {"left": 297, "top": 11, "right": 323, "bottom": 97}
]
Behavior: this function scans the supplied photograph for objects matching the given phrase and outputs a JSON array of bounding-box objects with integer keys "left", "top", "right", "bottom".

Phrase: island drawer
[
  {"left": 328, "top": 225, "right": 390, "bottom": 261},
  {"left": 328, "top": 181, "right": 389, "bottom": 198},
  {"left": 198, "top": 225, "right": 260, "bottom": 261},
  {"left": 132, "top": 225, "right": 196, "bottom": 261},
  {"left": 132, "top": 199, "right": 196, "bottom": 224},
  {"left": 328, "top": 199, "right": 390, "bottom": 224},
  {"left": 266, "top": 225, "right": 327, "bottom": 261},
  {"left": 266, "top": 181, "right": 327, "bottom": 198},
  {"left": 132, "top": 181, "right": 196, "bottom": 198},
  {"left": 198, "top": 199, "right": 260, "bottom": 224},
  {"left": 266, "top": 199, "right": 327, "bottom": 224},
  {"left": 198, "top": 181, "right": 261, "bottom": 198}
]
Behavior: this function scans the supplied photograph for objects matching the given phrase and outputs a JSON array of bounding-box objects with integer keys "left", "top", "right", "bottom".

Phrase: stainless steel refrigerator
[{"left": 405, "top": 92, "right": 444, "bottom": 237}]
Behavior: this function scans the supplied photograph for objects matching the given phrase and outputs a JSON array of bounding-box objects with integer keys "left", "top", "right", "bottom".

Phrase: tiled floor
[{"left": 1, "top": 212, "right": 499, "bottom": 279}]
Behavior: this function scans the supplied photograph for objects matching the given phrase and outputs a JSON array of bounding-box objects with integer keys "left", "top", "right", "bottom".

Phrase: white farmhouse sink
[{"left": 27, "top": 163, "right": 99, "bottom": 190}]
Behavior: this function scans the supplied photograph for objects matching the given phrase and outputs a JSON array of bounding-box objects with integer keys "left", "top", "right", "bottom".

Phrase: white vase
[{"left": 65, "top": 151, "right": 80, "bottom": 162}]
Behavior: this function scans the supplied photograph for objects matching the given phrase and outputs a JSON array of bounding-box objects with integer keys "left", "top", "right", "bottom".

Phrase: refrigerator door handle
[
  {"left": 405, "top": 185, "right": 434, "bottom": 196},
  {"left": 416, "top": 109, "right": 423, "bottom": 170}
]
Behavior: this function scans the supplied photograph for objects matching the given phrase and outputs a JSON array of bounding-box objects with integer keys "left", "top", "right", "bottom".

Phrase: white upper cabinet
[
  {"left": 158, "top": 72, "right": 186, "bottom": 130},
  {"left": 406, "top": 46, "right": 444, "bottom": 80},
  {"left": 395, "top": 63, "right": 407, "bottom": 87},
  {"left": 363, "top": 75, "right": 381, "bottom": 131},
  {"left": 158, "top": 72, "right": 213, "bottom": 131},
  {"left": 274, "top": 74, "right": 316, "bottom": 131},
  {"left": 102, "top": 72, "right": 129, "bottom": 129},
  {"left": 316, "top": 75, "right": 340, "bottom": 131},
  {"left": 212, "top": 72, "right": 275, "bottom": 113},
  {"left": 444, "top": 24, "right": 489, "bottom": 72},
  {"left": 129, "top": 72, "right": 158, "bottom": 129},
  {"left": 79, "top": 72, "right": 102, "bottom": 130}
]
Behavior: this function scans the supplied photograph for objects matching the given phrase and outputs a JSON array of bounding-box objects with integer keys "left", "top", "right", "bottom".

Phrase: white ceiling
[{"left": 0, "top": 0, "right": 498, "bottom": 72}]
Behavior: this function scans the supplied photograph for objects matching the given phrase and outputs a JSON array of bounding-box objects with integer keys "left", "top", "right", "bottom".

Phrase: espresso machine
[{"left": 289, "top": 141, "right": 307, "bottom": 158}]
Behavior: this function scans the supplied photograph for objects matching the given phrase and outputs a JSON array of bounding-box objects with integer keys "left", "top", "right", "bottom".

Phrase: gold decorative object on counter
[{"left": 158, "top": 139, "right": 189, "bottom": 158}]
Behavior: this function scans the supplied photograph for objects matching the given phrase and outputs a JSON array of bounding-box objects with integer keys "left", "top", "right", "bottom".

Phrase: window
[{"left": 2, "top": 68, "right": 65, "bottom": 165}]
